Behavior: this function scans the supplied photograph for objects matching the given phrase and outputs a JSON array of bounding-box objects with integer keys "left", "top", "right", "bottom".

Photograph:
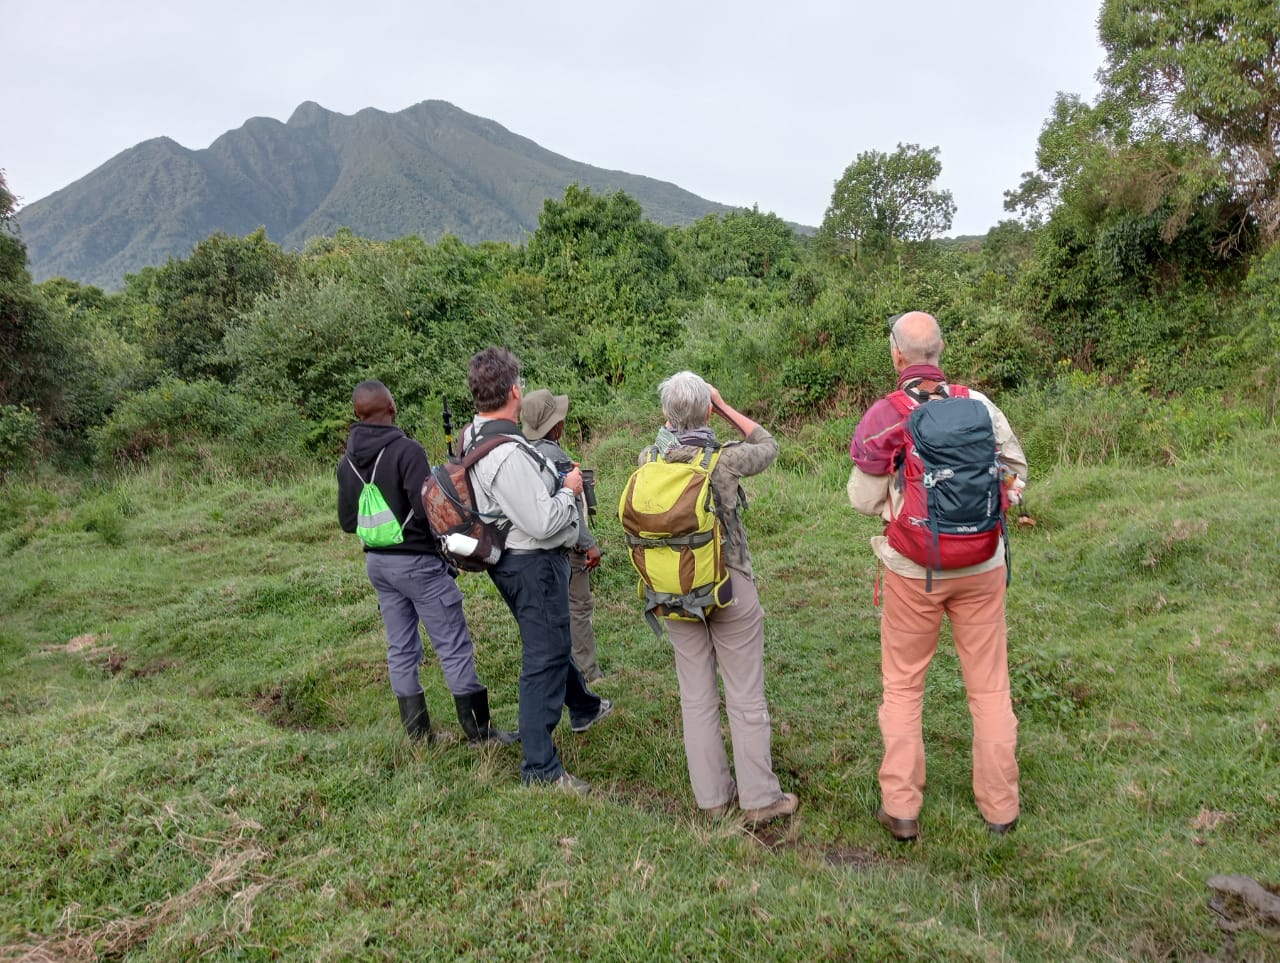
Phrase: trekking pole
[{"left": 441, "top": 394, "right": 455, "bottom": 458}]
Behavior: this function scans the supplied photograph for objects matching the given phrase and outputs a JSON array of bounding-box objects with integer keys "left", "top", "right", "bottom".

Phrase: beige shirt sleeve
[{"left": 848, "top": 465, "right": 892, "bottom": 520}]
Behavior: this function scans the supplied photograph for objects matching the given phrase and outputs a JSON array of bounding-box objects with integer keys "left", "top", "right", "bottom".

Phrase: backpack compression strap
[
  {"left": 434, "top": 435, "right": 519, "bottom": 526},
  {"left": 884, "top": 386, "right": 972, "bottom": 590}
]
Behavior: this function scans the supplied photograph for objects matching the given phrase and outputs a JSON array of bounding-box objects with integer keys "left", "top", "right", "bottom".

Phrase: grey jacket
[
  {"left": 464, "top": 418, "right": 579, "bottom": 552},
  {"left": 531, "top": 436, "right": 597, "bottom": 553}
]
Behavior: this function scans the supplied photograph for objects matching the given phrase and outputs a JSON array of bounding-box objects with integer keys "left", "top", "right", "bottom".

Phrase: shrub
[
  {"left": 1006, "top": 367, "right": 1258, "bottom": 470},
  {"left": 0, "top": 404, "right": 41, "bottom": 473},
  {"left": 92, "top": 378, "right": 308, "bottom": 476},
  {"left": 944, "top": 307, "right": 1053, "bottom": 393},
  {"left": 1218, "top": 242, "right": 1280, "bottom": 422},
  {"left": 75, "top": 491, "right": 131, "bottom": 546}
]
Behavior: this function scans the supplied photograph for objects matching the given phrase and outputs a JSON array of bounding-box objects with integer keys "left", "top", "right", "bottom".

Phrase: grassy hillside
[{"left": 1, "top": 423, "right": 1277, "bottom": 961}]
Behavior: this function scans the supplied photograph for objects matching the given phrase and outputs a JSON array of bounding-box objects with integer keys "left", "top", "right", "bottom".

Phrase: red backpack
[{"left": 885, "top": 385, "right": 1008, "bottom": 589}]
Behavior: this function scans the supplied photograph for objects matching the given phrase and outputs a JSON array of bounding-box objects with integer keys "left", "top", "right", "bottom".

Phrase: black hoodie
[{"left": 337, "top": 422, "right": 439, "bottom": 555}]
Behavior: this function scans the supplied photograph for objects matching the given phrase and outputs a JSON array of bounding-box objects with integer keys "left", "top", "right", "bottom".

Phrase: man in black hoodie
[{"left": 338, "top": 380, "right": 516, "bottom": 746}]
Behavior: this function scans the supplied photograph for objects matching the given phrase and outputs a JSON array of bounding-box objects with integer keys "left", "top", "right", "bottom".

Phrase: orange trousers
[{"left": 878, "top": 566, "right": 1019, "bottom": 824}]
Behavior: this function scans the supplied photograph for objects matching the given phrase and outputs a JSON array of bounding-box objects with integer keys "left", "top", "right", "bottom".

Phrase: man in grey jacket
[
  {"left": 521, "top": 387, "right": 604, "bottom": 683},
  {"left": 463, "top": 348, "right": 613, "bottom": 790}
]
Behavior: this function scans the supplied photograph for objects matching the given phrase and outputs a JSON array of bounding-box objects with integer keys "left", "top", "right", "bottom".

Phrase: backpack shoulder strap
[
  {"left": 344, "top": 456, "right": 368, "bottom": 486},
  {"left": 458, "top": 435, "right": 519, "bottom": 467},
  {"left": 886, "top": 389, "right": 916, "bottom": 418},
  {"left": 900, "top": 379, "right": 950, "bottom": 406},
  {"left": 345, "top": 443, "right": 399, "bottom": 489}
]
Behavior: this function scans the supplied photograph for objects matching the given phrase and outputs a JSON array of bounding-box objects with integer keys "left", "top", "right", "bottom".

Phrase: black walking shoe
[{"left": 570, "top": 698, "right": 614, "bottom": 733}]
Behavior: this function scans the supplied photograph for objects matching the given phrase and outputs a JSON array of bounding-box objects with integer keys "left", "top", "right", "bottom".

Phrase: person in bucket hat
[{"left": 522, "top": 388, "right": 605, "bottom": 683}]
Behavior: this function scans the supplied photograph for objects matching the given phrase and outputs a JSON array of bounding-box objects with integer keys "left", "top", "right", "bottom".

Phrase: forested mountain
[{"left": 15, "top": 100, "right": 735, "bottom": 289}]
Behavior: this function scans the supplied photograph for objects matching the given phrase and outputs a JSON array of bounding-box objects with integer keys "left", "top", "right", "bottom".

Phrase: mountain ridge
[{"left": 16, "top": 100, "right": 741, "bottom": 290}]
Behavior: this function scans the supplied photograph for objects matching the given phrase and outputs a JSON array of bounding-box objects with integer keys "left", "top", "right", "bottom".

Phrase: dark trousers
[{"left": 489, "top": 549, "right": 602, "bottom": 783}]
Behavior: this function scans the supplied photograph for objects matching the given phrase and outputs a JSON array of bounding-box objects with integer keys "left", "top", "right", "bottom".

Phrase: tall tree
[
  {"left": 1099, "top": 0, "right": 1280, "bottom": 243},
  {"left": 0, "top": 171, "right": 61, "bottom": 422},
  {"left": 525, "top": 185, "right": 688, "bottom": 385},
  {"left": 134, "top": 229, "right": 296, "bottom": 382},
  {"left": 820, "top": 144, "right": 956, "bottom": 262},
  {"left": 0, "top": 172, "right": 36, "bottom": 405},
  {"left": 675, "top": 206, "right": 799, "bottom": 283}
]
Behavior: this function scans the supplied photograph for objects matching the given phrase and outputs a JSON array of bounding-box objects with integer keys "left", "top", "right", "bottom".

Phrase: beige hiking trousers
[{"left": 665, "top": 571, "right": 784, "bottom": 812}]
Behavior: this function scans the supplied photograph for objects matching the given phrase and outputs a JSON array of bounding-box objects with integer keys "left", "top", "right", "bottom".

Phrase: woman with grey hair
[{"left": 645, "top": 370, "right": 798, "bottom": 825}]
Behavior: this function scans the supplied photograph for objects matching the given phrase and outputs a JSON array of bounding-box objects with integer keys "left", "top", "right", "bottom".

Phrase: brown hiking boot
[
  {"left": 876, "top": 807, "right": 919, "bottom": 842},
  {"left": 742, "top": 792, "right": 799, "bottom": 826}
]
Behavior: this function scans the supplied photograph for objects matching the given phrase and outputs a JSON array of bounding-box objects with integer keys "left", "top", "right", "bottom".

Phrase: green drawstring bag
[{"left": 346, "top": 447, "right": 408, "bottom": 547}]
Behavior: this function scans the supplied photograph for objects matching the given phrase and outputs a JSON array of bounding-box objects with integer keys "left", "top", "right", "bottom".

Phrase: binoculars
[
  {"left": 554, "top": 457, "right": 598, "bottom": 520},
  {"left": 580, "top": 468, "right": 597, "bottom": 519}
]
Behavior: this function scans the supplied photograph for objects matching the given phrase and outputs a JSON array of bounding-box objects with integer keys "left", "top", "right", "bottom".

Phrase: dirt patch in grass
[
  {"left": 820, "top": 844, "right": 883, "bottom": 870},
  {"left": 129, "top": 657, "right": 181, "bottom": 678},
  {"left": 251, "top": 687, "right": 304, "bottom": 730}
]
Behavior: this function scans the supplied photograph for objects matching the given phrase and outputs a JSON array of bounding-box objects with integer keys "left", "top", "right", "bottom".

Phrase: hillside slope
[{"left": 16, "top": 100, "right": 735, "bottom": 289}]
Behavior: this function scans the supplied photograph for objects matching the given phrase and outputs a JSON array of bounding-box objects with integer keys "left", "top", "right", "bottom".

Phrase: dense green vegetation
[{"left": 3, "top": 2, "right": 1279, "bottom": 958}]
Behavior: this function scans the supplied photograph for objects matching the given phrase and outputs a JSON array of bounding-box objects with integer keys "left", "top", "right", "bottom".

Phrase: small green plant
[
  {"left": 0, "top": 405, "right": 41, "bottom": 474},
  {"left": 76, "top": 493, "right": 129, "bottom": 546}
]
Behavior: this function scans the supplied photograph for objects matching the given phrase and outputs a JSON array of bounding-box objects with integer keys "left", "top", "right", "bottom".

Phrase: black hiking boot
[
  {"left": 397, "top": 691, "right": 437, "bottom": 743},
  {"left": 454, "top": 687, "right": 519, "bottom": 745}
]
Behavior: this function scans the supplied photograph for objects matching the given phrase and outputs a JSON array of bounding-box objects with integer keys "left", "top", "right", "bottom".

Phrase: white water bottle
[{"left": 444, "top": 532, "right": 479, "bottom": 557}]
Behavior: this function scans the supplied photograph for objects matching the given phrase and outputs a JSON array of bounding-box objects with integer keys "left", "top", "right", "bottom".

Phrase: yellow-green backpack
[{"left": 618, "top": 445, "right": 733, "bottom": 636}]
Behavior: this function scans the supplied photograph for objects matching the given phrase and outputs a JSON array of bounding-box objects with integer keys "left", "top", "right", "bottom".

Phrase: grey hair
[
  {"left": 890, "top": 315, "right": 944, "bottom": 365},
  {"left": 658, "top": 370, "right": 711, "bottom": 431}
]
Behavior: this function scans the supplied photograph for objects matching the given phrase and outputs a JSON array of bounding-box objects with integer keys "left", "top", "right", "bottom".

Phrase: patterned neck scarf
[{"left": 653, "top": 425, "right": 718, "bottom": 454}]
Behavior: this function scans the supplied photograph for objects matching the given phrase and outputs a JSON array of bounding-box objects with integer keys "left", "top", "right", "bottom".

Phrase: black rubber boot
[
  {"left": 454, "top": 687, "right": 519, "bottom": 745},
  {"left": 397, "top": 691, "right": 434, "bottom": 742}
]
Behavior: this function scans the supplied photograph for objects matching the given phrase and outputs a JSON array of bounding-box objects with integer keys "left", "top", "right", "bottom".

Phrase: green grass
[{"left": 2, "top": 427, "right": 1278, "bottom": 961}]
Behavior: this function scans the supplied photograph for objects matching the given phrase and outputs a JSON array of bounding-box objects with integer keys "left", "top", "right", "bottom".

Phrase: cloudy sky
[{"left": 5, "top": 0, "right": 1105, "bottom": 236}]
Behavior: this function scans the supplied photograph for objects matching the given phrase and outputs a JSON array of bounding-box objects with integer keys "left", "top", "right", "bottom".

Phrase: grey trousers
[
  {"left": 365, "top": 552, "right": 483, "bottom": 698},
  {"left": 664, "top": 570, "right": 783, "bottom": 811},
  {"left": 569, "top": 554, "right": 602, "bottom": 681}
]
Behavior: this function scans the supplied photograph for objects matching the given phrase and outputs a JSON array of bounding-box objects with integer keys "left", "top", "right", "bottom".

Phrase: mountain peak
[
  {"left": 286, "top": 101, "right": 332, "bottom": 126},
  {"left": 16, "top": 101, "right": 733, "bottom": 290}
]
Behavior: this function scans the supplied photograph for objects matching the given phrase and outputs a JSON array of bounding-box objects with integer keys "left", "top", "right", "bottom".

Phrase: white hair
[{"left": 658, "top": 370, "right": 711, "bottom": 431}]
